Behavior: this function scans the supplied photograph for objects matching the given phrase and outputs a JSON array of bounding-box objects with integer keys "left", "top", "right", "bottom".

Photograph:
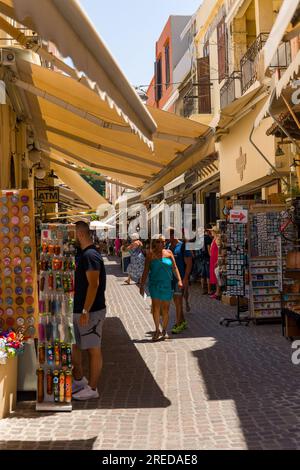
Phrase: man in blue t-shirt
[
  {"left": 166, "top": 227, "right": 193, "bottom": 334},
  {"left": 72, "top": 221, "right": 106, "bottom": 400}
]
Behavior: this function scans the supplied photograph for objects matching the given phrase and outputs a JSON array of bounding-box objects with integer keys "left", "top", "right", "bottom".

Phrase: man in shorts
[
  {"left": 166, "top": 228, "right": 193, "bottom": 334},
  {"left": 72, "top": 221, "right": 107, "bottom": 400}
]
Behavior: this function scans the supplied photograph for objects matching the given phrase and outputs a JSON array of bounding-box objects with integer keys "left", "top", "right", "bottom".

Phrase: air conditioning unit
[{"left": 1, "top": 49, "right": 16, "bottom": 65}]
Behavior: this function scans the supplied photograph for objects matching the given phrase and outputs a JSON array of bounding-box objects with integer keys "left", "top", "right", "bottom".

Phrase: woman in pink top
[
  {"left": 115, "top": 237, "right": 122, "bottom": 256},
  {"left": 209, "top": 226, "right": 221, "bottom": 300}
]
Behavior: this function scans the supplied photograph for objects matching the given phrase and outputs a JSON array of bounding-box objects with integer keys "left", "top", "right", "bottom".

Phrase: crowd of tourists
[
  {"left": 106, "top": 225, "right": 222, "bottom": 340},
  {"left": 71, "top": 222, "right": 222, "bottom": 400}
]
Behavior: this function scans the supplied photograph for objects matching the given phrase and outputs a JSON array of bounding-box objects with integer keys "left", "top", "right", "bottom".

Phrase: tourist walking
[
  {"left": 125, "top": 233, "right": 145, "bottom": 285},
  {"left": 166, "top": 228, "right": 193, "bottom": 334},
  {"left": 114, "top": 236, "right": 122, "bottom": 256},
  {"left": 201, "top": 225, "right": 213, "bottom": 295},
  {"left": 72, "top": 221, "right": 106, "bottom": 400},
  {"left": 140, "top": 235, "right": 182, "bottom": 341},
  {"left": 209, "top": 226, "right": 221, "bottom": 300}
]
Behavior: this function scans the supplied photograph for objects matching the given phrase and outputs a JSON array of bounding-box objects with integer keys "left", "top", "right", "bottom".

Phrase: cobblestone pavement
[{"left": 1, "top": 256, "right": 300, "bottom": 450}]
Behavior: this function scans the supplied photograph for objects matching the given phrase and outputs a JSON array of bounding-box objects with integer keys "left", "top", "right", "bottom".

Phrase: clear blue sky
[{"left": 80, "top": 0, "right": 202, "bottom": 89}]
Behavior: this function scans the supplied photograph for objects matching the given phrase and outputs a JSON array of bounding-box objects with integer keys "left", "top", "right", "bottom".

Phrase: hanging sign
[
  {"left": 229, "top": 209, "right": 248, "bottom": 224},
  {"left": 36, "top": 187, "right": 59, "bottom": 204}
]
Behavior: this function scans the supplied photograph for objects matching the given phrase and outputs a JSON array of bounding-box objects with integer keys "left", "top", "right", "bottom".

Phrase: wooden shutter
[
  {"left": 217, "top": 18, "right": 228, "bottom": 82},
  {"left": 165, "top": 44, "right": 170, "bottom": 88},
  {"left": 155, "top": 58, "right": 162, "bottom": 102},
  {"left": 197, "top": 56, "right": 211, "bottom": 114}
]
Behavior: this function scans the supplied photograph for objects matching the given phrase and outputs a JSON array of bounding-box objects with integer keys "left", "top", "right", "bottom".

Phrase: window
[
  {"left": 165, "top": 42, "right": 170, "bottom": 89},
  {"left": 155, "top": 57, "right": 162, "bottom": 102},
  {"left": 217, "top": 18, "right": 228, "bottom": 82}
]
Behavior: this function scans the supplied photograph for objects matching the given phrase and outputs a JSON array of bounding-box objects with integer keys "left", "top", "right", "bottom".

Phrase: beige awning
[
  {"left": 51, "top": 162, "right": 107, "bottom": 210},
  {"left": 214, "top": 85, "right": 264, "bottom": 132},
  {"left": 14, "top": 57, "right": 211, "bottom": 192},
  {"left": 0, "top": 0, "right": 157, "bottom": 146},
  {"left": 262, "top": 0, "right": 300, "bottom": 72}
]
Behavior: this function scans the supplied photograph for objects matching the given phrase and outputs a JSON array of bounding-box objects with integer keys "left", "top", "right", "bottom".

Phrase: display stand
[
  {"left": 219, "top": 220, "right": 251, "bottom": 327},
  {"left": 36, "top": 224, "right": 75, "bottom": 412},
  {"left": 220, "top": 270, "right": 251, "bottom": 327},
  {"left": 248, "top": 205, "right": 285, "bottom": 324},
  {"left": 0, "top": 189, "right": 38, "bottom": 340}
]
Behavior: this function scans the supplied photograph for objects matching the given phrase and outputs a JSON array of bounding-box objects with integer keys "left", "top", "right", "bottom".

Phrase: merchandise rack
[
  {"left": 36, "top": 224, "right": 76, "bottom": 412},
  {"left": 0, "top": 189, "right": 38, "bottom": 340},
  {"left": 248, "top": 205, "right": 285, "bottom": 323},
  {"left": 219, "top": 220, "right": 251, "bottom": 327}
]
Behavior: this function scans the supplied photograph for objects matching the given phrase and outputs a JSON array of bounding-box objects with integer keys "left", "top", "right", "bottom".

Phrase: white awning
[
  {"left": 164, "top": 174, "right": 185, "bottom": 192},
  {"left": 7, "top": 0, "right": 157, "bottom": 146},
  {"left": 275, "top": 49, "right": 300, "bottom": 98},
  {"left": 148, "top": 200, "right": 166, "bottom": 220},
  {"left": 254, "top": 50, "right": 300, "bottom": 128},
  {"left": 51, "top": 162, "right": 107, "bottom": 210},
  {"left": 262, "top": 0, "right": 299, "bottom": 72}
]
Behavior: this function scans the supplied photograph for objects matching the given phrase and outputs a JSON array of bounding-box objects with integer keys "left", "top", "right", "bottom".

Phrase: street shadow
[
  {"left": 74, "top": 317, "right": 171, "bottom": 410},
  {"left": 105, "top": 264, "right": 127, "bottom": 279},
  {"left": 0, "top": 438, "right": 97, "bottom": 450},
  {"left": 191, "top": 306, "right": 300, "bottom": 450}
]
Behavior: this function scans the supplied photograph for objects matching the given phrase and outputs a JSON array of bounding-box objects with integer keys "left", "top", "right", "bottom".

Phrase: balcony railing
[
  {"left": 220, "top": 71, "right": 241, "bottom": 109},
  {"left": 183, "top": 84, "right": 198, "bottom": 118},
  {"left": 240, "top": 33, "right": 269, "bottom": 94},
  {"left": 269, "top": 40, "right": 292, "bottom": 74}
]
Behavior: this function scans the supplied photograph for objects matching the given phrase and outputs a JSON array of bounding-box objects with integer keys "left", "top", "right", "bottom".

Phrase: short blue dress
[{"left": 148, "top": 257, "right": 173, "bottom": 301}]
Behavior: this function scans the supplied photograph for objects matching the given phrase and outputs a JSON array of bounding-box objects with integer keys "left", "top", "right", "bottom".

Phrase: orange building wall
[{"left": 147, "top": 17, "right": 174, "bottom": 110}]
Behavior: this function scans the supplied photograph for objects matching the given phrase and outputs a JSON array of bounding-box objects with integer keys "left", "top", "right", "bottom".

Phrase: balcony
[
  {"left": 240, "top": 33, "right": 269, "bottom": 94},
  {"left": 268, "top": 41, "right": 292, "bottom": 76},
  {"left": 183, "top": 84, "right": 198, "bottom": 118},
  {"left": 220, "top": 71, "right": 241, "bottom": 109}
]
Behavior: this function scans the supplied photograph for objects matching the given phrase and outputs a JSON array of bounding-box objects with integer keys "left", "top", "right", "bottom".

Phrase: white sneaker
[
  {"left": 72, "top": 385, "right": 99, "bottom": 401},
  {"left": 72, "top": 376, "right": 88, "bottom": 394}
]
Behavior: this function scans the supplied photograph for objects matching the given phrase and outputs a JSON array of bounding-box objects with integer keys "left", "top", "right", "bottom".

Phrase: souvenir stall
[
  {"left": 0, "top": 189, "right": 38, "bottom": 418},
  {"left": 248, "top": 205, "right": 285, "bottom": 323},
  {"left": 36, "top": 224, "right": 76, "bottom": 411}
]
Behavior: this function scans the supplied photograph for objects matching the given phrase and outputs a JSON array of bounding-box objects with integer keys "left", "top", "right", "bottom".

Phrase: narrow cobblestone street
[{"left": 1, "top": 256, "right": 300, "bottom": 450}]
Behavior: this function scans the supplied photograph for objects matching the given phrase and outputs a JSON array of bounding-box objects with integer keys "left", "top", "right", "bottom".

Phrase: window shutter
[
  {"left": 217, "top": 18, "right": 228, "bottom": 82},
  {"left": 155, "top": 58, "right": 162, "bottom": 102},
  {"left": 197, "top": 56, "right": 211, "bottom": 114}
]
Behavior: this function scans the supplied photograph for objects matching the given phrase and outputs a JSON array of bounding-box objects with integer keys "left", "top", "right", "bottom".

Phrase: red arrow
[{"left": 239, "top": 213, "right": 246, "bottom": 221}]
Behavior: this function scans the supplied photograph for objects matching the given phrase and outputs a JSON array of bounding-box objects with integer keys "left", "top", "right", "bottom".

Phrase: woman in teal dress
[{"left": 140, "top": 235, "right": 183, "bottom": 341}]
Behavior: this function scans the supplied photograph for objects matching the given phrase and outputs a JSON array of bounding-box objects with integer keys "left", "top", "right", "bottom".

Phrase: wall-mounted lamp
[{"left": 290, "top": 158, "right": 300, "bottom": 172}]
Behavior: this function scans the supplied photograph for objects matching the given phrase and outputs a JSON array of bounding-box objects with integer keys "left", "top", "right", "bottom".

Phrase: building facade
[{"left": 147, "top": 15, "right": 191, "bottom": 111}]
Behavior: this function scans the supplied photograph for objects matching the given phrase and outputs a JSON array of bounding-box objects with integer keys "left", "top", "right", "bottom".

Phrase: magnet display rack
[
  {"left": 36, "top": 224, "right": 76, "bottom": 412},
  {"left": 219, "top": 219, "right": 251, "bottom": 327},
  {"left": 248, "top": 205, "right": 285, "bottom": 323},
  {"left": 0, "top": 189, "right": 38, "bottom": 340}
]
